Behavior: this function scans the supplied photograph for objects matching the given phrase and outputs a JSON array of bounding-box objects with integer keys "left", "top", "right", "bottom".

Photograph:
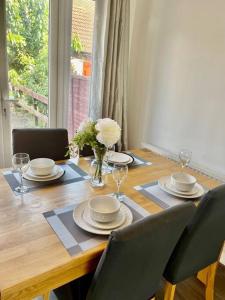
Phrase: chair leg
[
  {"left": 197, "top": 266, "right": 208, "bottom": 285},
  {"left": 197, "top": 262, "right": 218, "bottom": 300},
  {"left": 164, "top": 281, "right": 176, "bottom": 300},
  {"left": 205, "top": 262, "right": 218, "bottom": 300}
]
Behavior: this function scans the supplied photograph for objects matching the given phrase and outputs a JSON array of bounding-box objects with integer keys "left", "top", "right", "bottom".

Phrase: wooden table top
[{"left": 0, "top": 149, "right": 221, "bottom": 300}]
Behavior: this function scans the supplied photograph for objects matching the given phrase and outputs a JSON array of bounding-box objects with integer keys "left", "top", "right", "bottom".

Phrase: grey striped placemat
[
  {"left": 3, "top": 162, "right": 89, "bottom": 195},
  {"left": 134, "top": 181, "right": 207, "bottom": 209},
  {"left": 43, "top": 195, "right": 150, "bottom": 256},
  {"left": 125, "top": 151, "right": 152, "bottom": 168},
  {"left": 84, "top": 152, "right": 152, "bottom": 169}
]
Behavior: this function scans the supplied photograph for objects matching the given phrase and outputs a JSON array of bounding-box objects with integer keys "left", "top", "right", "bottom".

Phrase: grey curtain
[{"left": 89, "top": 0, "right": 130, "bottom": 150}]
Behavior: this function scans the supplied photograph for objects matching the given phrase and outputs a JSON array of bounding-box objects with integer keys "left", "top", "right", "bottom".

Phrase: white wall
[{"left": 128, "top": 0, "right": 225, "bottom": 180}]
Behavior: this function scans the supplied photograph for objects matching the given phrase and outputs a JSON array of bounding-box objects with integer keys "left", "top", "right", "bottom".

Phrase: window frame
[{"left": 0, "top": 0, "right": 73, "bottom": 166}]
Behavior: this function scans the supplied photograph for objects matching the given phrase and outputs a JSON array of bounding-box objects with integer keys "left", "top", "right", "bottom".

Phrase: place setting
[
  {"left": 44, "top": 194, "right": 150, "bottom": 256},
  {"left": 135, "top": 149, "right": 207, "bottom": 209},
  {"left": 3, "top": 153, "right": 89, "bottom": 195},
  {"left": 23, "top": 158, "right": 65, "bottom": 182},
  {"left": 104, "top": 150, "right": 152, "bottom": 170},
  {"left": 158, "top": 172, "right": 204, "bottom": 199},
  {"left": 88, "top": 149, "right": 152, "bottom": 178},
  {"left": 73, "top": 195, "right": 133, "bottom": 235},
  {"left": 43, "top": 164, "right": 150, "bottom": 256},
  {"left": 85, "top": 149, "right": 152, "bottom": 174},
  {"left": 106, "top": 150, "right": 134, "bottom": 166}
]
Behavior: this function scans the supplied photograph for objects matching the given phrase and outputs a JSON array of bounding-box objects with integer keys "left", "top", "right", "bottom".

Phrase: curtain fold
[{"left": 89, "top": 0, "right": 130, "bottom": 150}]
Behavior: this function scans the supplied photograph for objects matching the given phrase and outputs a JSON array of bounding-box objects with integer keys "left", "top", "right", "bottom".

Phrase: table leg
[{"left": 42, "top": 291, "right": 50, "bottom": 300}]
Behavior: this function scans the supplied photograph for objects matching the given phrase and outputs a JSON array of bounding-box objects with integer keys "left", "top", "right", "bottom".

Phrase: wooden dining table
[{"left": 0, "top": 149, "right": 222, "bottom": 300}]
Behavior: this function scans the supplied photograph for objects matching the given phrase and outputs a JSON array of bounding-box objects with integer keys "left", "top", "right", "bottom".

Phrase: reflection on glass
[
  {"left": 179, "top": 149, "right": 192, "bottom": 168},
  {"left": 12, "top": 153, "right": 30, "bottom": 193},
  {"left": 112, "top": 163, "right": 128, "bottom": 201}
]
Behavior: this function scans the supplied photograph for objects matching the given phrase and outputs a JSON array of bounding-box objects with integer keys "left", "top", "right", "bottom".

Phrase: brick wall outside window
[{"left": 68, "top": 74, "right": 90, "bottom": 138}]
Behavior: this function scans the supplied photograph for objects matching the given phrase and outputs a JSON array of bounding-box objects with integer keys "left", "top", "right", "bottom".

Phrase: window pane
[
  {"left": 68, "top": 0, "right": 95, "bottom": 138},
  {"left": 6, "top": 0, "right": 49, "bottom": 129}
]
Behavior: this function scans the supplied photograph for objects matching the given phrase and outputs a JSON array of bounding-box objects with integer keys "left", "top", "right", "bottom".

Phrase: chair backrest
[
  {"left": 12, "top": 128, "right": 69, "bottom": 160},
  {"left": 164, "top": 184, "right": 225, "bottom": 284},
  {"left": 79, "top": 145, "right": 93, "bottom": 157},
  {"left": 86, "top": 203, "right": 195, "bottom": 300}
]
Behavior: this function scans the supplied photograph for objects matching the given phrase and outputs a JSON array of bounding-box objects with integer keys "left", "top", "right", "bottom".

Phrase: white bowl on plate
[
  {"left": 30, "top": 158, "right": 55, "bottom": 176},
  {"left": 88, "top": 195, "right": 121, "bottom": 223},
  {"left": 171, "top": 172, "right": 197, "bottom": 192}
]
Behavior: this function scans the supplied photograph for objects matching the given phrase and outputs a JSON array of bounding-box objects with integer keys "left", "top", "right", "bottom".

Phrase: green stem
[{"left": 93, "top": 147, "right": 106, "bottom": 183}]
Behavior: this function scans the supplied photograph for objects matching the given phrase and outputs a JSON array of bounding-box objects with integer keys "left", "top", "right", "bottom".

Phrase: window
[
  {"left": 0, "top": 0, "right": 92, "bottom": 166},
  {"left": 6, "top": 0, "right": 49, "bottom": 129},
  {"left": 68, "top": 0, "right": 95, "bottom": 138}
]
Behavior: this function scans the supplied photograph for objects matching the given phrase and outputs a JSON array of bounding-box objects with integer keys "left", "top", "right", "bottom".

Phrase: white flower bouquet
[{"left": 71, "top": 118, "right": 121, "bottom": 186}]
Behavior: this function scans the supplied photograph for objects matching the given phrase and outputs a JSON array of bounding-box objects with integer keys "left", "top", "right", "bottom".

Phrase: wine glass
[
  {"left": 68, "top": 143, "right": 79, "bottom": 165},
  {"left": 12, "top": 153, "right": 30, "bottom": 193},
  {"left": 104, "top": 145, "right": 115, "bottom": 173},
  {"left": 179, "top": 149, "right": 192, "bottom": 169},
  {"left": 105, "top": 145, "right": 115, "bottom": 163},
  {"left": 112, "top": 163, "right": 128, "bottom": 200}
]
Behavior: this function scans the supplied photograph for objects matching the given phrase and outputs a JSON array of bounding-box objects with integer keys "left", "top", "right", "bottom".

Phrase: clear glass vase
[{"left": 90, "top": 147, "right": 107, "bottom": 187}]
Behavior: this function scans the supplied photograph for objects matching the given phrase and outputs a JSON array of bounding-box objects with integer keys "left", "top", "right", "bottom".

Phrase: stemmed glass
[
  {"left": 105, "top": 145, "right": 115, "bottom": 163},
  {"left": 12, "top": 153, "right": 30, "bottom": 193},
  {"left": 112, "top": 163, "right": 128, "bottom": 200},
  {"left": 68, "top": 143, "right": 80, "bottom": 165},
  {"left": 103, "top": 145, "right": 115, "bottom": 173},
  {"left": 179, "top": 149, "right": 192, "bottom": 169}
]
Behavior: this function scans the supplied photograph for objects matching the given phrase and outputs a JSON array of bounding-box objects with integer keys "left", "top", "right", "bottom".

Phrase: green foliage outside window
[
  {"left": 6, "top": 0, "right": 49, "bottom": 98},
  {"left": 6, "top": 1, "right": 85, "bottom": 121},
  {"left": 71, "top": 33, "right": 84, "bottom": 56}
]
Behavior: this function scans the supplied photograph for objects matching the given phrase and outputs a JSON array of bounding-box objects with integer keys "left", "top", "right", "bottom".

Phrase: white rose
[{"left": 95, "top": 118, "right": 121, "bottom": 147}]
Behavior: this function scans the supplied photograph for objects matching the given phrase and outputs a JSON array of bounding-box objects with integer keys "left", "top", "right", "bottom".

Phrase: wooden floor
[{"left": 156, "top": 264, "right": 225, "bottom": 300}]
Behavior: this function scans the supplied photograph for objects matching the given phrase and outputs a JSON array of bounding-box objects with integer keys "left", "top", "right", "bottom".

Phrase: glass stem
[
  {"left": 106, "top": 147, "right": 109, "bottom": 164},
  {"left": 20, "top": 171, "right": 23, "bottom": 189},
  {"left": 117, "top": 182, "right": 121, "bottom": 198}
]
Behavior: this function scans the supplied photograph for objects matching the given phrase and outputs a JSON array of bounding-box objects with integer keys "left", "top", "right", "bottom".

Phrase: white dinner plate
[
  {"left": 166, "top": 181, "right": 199, "bottom": 196},
  {"left": 108, "top": 151, "right": 134, "bottom": 165},
  {"left": 23, "top": 165, "right": 64, "bottom": 182},
  {"left": 83, "top": 205, "right": 126, "bottom": 230},
  {"left": 158, "top": 176, "right": 205, "bottom": 199},
  {"left": 73, "top": 201, "right": 133, "bottom": 235},
  {"left": 25, "top": 165, "right": 59, "bottom": 179},
  {"left": 108, "top": 152, "right": 132, "bottom": 164}
]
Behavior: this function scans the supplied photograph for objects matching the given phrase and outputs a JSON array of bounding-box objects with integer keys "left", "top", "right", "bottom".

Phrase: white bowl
[
  {"left": 88, "top": 195, "right": 121, "bottom": 223},
  {"left": 30, "top": 158, "right": 55, "bottom": 176},
  {"left": 171, "top": 172, "right": 197, "bottom": 192}
]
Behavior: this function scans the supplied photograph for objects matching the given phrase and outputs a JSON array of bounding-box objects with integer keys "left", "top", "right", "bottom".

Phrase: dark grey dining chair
[
  {"left": 12, "top": 128, "right": 69, "bottom": 161},
  {"left": 163, "top": 184, "right": 225, "bottom": 300},
  {"left": 54, "top": 202, "right": 195, "bottom": 300}
]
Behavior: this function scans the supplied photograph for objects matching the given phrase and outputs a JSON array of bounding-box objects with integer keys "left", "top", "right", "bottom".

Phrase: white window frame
[
  {"left": 0, "top": 0, "right": 12, "bottom": 167},
  {"left": 0, "top": 0, "right": 73, "bottom": 167},
  {"left": 49, "top": 0, "right": 72, "bottom": 128}
]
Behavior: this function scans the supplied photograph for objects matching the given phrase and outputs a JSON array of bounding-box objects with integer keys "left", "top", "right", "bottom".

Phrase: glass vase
[{"left": 90, "top": 147, "right": 107, "bottom": 187}]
